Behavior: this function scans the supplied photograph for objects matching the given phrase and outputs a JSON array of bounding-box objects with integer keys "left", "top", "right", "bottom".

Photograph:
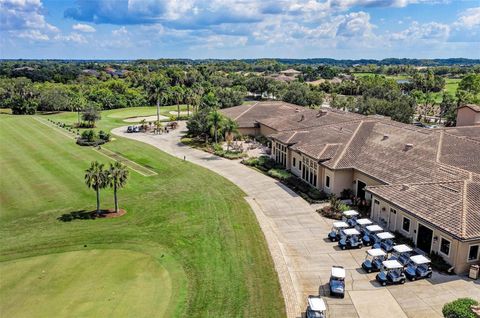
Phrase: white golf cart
[
  {"left": 405, "top": 255, "right": 433, "bottom": 281},
  {"left": 329, "top": 265, "right": 346, "bottom": 298},
  {"left": 361, "top": 248, "right": 387, "bottom": 273},
  {"left": 362, "top": 224, "right": 383, "bottom": 246},
  {"left": 355, "top": 218, "right": 373, "bottom": 235},
  {"left": 342, "top": 210, "right": 359, "bottom": 227},
  {"left": 376, "top": 260, "right": 406, "bottom": 286},
  {"left": 306, "top": 295, "right": 327, "bottom": 318},
  {"left": 338, "top": 228, "right": 363, "bottom": 250},
  {"left": 328, "top": 221, "right": 349, "bottom": 242},
  {"left": 373, "top": 231, "right": 396, "bottom": 252},
  {"left": 389, "top": 244, "right": 413, "bottom": 266}
]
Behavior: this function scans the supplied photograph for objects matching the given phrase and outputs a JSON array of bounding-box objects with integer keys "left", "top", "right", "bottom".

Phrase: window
[
  {"left": 468, "top": 245, "right": 479, "bottom": 261},
  {"left": 440, "top": 238, "right": 451, "bottom": 256},
  {"left": 325, "top": 176, "right": 330, "bottom": 188},
  {"left": 402, "top": 216, "right": 411, "bottom": 233},
  {"left": 374, "top": 199, "right": 380, "bottom": 205},
  {"left": 299, "top": 161, "right": 302, "bottom": 170},
  {"left": 293, "top": 157, "right": 296, "bottom": 167}
]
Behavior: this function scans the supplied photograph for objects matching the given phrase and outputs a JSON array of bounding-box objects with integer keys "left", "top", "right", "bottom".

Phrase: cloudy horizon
[{"left": 1, "top": 0, "right": 479, "bottom": 60}]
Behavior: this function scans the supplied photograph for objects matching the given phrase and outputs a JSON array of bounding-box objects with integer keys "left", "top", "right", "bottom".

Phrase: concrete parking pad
[{"left": 350, "top": 290, "right": 407, "bottom": 318}]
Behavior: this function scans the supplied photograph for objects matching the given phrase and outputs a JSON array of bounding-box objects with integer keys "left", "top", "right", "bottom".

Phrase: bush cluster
[
  {"left": 442, "top": 298, "right": 478, "bottom": 318},
  {"left": 76, "top": 129, "right": 110, "bottom": 146}
]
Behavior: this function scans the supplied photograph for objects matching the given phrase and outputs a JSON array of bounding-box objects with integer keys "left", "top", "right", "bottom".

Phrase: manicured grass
[
  {"left": 0, "top": 113, "right": 285, "bottom": 317},
  {"left": 0, "top": 249, "right": 174, "bottom": 318}
]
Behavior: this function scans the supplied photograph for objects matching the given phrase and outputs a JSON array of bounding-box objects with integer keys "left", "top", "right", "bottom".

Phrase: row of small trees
[{"left": 84, "top": 161, "right": 129, "bottom": 215}]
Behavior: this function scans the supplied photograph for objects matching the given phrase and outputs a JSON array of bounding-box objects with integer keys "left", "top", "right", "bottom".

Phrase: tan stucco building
[
  {"left": 456, "top": 104, "right": 480, "bottom": 127},
  {"left": 222, "top": 101, "right": 480, "bottom": 274}
]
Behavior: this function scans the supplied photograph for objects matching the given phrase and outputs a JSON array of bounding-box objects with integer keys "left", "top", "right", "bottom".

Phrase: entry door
[
  {"left": 357, "top": 181, "right": 367, "bottom": 200},
  {"left": 417, "top": 224, "right": 433, "bottom": 254}
]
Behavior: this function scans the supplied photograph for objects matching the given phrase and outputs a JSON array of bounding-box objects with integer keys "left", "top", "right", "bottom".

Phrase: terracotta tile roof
[
  {"left": 366, "top": 180, "right": 480, "bottom": 240},
  {"left": 440, "top": 126, "right": 480, "bottom": 142},
  {"left": 459, "top": 104, "right": 480, "bottom": 112},
  {"left": 220, "top": 101, "right": 308, "bottom": 128}
]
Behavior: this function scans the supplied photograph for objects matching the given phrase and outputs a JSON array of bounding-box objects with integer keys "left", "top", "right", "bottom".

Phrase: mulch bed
[{"left": 99, "top": 208, "right": 127, "bottom": 218}]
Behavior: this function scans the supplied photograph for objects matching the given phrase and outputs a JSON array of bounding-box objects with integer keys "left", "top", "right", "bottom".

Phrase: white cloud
[
  {"left": 455, "top": 7, "right": 480, "bottom": 29},
  {"left": 112, "top": 26, "right": 129, "bottom": 36},
  {"left": 389, "top": 21, "right": 450, "bottom": 41},
  {"left": 0, "top": 0, "right": 58, "bottom": 32},
  {"left": 72, "top": 23, "right": 96, "bottom": 32},
  {"left": 54, "top": 32, "right": 87, "bottom": 44},
  {"left": 18, "top": 29, "right": 49, "bottom": 41}
]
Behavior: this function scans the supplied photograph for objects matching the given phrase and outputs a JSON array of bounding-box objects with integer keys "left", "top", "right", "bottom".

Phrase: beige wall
[
  {"left": 353, "top": 170, "right": 384, "bottom": 201},
  {"left": 238, "top": 127, "right": 257, "bottom": 136},
  {"left": 291, "top": 151, "right": 302, "bottom": 177},
  {"left": 370, "top": 195, "right": 480, "bottom": 274},
  {"left": 322, "top": 167, "right": 353, "bottom": 196},
  {"left": 259, "top": 124, "right": 278, "bottom": 137},
  {"left": 457, "top": 107, "right": 480, "bottom": 126}
]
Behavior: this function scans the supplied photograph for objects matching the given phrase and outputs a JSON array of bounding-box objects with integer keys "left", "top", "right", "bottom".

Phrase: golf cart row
[
  {"left": 372, "top": 254, "right": 433, "bottom": 286},
  {"left": 306, "top": 266, "right": 346, "bottom": 318}
]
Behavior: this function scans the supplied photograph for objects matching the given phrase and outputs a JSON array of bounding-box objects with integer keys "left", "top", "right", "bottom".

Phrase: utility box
[{"left": 469, "top": 265, "right": 479, "bottom": 280}]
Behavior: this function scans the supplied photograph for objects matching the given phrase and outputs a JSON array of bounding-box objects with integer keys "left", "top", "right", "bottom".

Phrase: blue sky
[{"left": 1, "top": 0, "right": 479, "bottom": 59}]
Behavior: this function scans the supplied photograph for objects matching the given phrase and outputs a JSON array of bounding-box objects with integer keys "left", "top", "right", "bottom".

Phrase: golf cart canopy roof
[
  {"left": 343, "top": 228, "right": 360, "bottom": 236},
  {"left": 382, "top": 260, "right": 404, "bottom": 269},
  {"left": 333, "top": 221, "right": 349, "bottom": 228},
  {"left": 367, "top": 248, "right": 387, "bottom": 257},
  {"left": 410, "top": 255, "right": 431, "bottom": 265},
  {"left": 366, "top": 224, "right": 383, "bottom": 232},
  {"left": 393, "top": 244, "right": 413, "bottom": 253},
  {"left": 376, "top": 232, "right": 395, "bottom": 240},
  {"left": 343, "top": 210, "right": 359, "bottom": 217},
  {"left": 308, "top": 296, "right": 326, "bottom": 311},
  {"left": 356, "top": 218, "right": 373, "bottom": 226},
  {"left": 331, "top": 266, "right": 346, "bottom": 278}
]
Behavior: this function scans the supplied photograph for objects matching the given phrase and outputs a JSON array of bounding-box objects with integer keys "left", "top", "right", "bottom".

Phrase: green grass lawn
[{"left": 0, "top": 111, "right": 285, "bottom": 317}]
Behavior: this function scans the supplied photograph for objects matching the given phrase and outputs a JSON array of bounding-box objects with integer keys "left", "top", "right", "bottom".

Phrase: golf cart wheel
[
  {"left": 367, "top": 269, "right": 372, "bottom": 273},
  {"left": 358, "top": 244, "right": 363, "bottom": 249},
  {"left": 341, "top": 246, "right": 346, "bottom": 250},
  {"left": 332, "top": 238, "right": 336, "bottom": 242},
  {"left": 381, "top": 281, "right": 386, "bottom": 286},
  {"left": 427, "top": 273, "right": 432, "bottom": 278},
  {"left": 411, "top": 277, "right": 416, "bottom": 281},
  {"left": 341, "top": 294, "right": 345, "bottom": 299},
  {"left": 400, "top": 279, "right": 405, "bottom": 284}
]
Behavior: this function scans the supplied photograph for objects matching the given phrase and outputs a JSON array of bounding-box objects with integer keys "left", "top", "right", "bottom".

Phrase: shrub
[
  {"left": 76, "top": 138, "right": 106, "bottom": 147},
  {"left": 340, "top": 188, "right": 354, "bottom": 199},
  {"left": 308, "top": 188, "right": 328, "bottom": 200},
  {"left": 221, "top": 151, "right": 247, "bottom": 160},
  {"left": 242, "top": 157, "right": 260, "bottom": 167},
  {"left": 318, "top": 206, "right": 342, "bottom": 220},
  {"left": 442, "top": 298, "right": 478, "bottom": 318},
  {"left": 81, "top": 129, "right": 96, "bottom": 142},
  {"left": 258, "top": 155, "right": 278, "bottom": 170},
  {"left": 98, "top": 130, "right": 110, "bottom": 142},
  {"left": 430, "top": 252, "right": 453, "bottom": 274},
  {"left": 267, "top": 168, "right": 293, "bottom": 181}
]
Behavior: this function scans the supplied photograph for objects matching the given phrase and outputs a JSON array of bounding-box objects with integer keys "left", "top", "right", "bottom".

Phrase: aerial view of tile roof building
[{"left": 222, "top": 101, "right": 480, "bottom": 274}]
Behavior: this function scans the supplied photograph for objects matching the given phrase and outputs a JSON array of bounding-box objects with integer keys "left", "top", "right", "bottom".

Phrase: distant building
[
  {"left": 457, "top": 104, "right": 480, "bottom": 126},
  {"left": 280, "top": 68, "right": 302, "bottom": 77}
]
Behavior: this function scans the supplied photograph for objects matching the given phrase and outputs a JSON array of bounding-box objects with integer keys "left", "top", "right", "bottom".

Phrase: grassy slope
[{"left": 0, "top": 113, "right": 285, "bottom": 317}]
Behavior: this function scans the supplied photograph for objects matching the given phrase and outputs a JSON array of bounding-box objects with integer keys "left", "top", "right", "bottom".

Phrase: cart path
[{"left": 112, "top": 123, "right": 480, "bottom": 318}]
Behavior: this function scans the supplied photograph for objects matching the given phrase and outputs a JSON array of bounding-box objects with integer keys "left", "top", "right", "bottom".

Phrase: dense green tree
[
  {"left": 208, "top": 109, "right": 224, "bottom": 143},
  {"left": 84, "top": 161, "right": 108, "bottom": 215},
  {"left": 439, "top": 92, "right": 457, "bottom": 126},
  {"left": 169, "top": 85, "right": 185, "bottom": 118},
  {"left": 145, "top": 73, "right": 169, "bottom": 122},
  {"left": 82, "top": 107, "right": 101, "bottom": 127},
  {"left": 458, "top": 73, "right": 480, "bottom": 95}
]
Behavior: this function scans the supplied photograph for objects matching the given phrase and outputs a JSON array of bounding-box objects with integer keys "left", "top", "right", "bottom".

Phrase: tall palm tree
[
  {"left": 222, "top": 118, "right": 238, "bottom": 151},
  {"left": 85, "top": 161, "right": 107, "bottom": 215},
  {"left": 184, "top": 87, "right": 194, "bottom": 116},
  {"left": 107, "top": 162, "right": 129, "bottom": 213},
  {"left": 170, "top": 85, "right": 184, "bottom": 118},
  {"left": 208, "top": 110, "right": 224, "bottom": 144},
  {"left": 146, "top": 73, "right": 168, "bottom": 123}
]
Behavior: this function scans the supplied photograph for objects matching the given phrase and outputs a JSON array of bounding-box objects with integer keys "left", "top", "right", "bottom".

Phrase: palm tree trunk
[
  {"left": 177, "top": 102, "right": 180, "bottom": 118},
  {"left": 96, "top": 187, "right": 100, "bottom": 215},
  {"left": 214, "top": 126, "right": 218, "bottom": 143},
  {"left": 114, "top": 183, "right": 118, "bottom": 213},
  {"left": 187, "top": 104, "right": 190, "bottom": 116},
  {"left": 156, "top": 97, "right": 160, "bottom": 122}
]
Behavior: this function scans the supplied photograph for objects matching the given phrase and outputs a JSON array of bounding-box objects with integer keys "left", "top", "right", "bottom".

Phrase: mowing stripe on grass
[
  {"left": 32, "top": 116, "right": 77, "bottom": 139},
  {"left": 92, "top": 147, "right": 157, "bottom": 177}
]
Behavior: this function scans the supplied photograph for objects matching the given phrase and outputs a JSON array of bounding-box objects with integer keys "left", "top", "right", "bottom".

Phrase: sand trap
[{"left": 123, "top": 115, "right": 169, "bottom": 123}]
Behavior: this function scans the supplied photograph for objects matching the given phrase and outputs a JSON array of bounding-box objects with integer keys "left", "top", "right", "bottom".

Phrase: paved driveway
[{"left": 112, "top": 123, "right": 479, "bottom": 318}]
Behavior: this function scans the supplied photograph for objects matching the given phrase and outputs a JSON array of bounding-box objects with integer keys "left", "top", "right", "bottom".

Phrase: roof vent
[
  {"left": 404, "top": 143, "right": 413, "bottom": 151},
  {"left": 298, "top": 114, "right": 305, "bottom": 122},
  {"left": 382, "top": 134, "right": 389, "bottom": 141},
  {"left": 295, "top": 108, "right": 300, "bottom": 112},
  {"left": 401, "top": 184, "right": 409, "bottom": 191}
]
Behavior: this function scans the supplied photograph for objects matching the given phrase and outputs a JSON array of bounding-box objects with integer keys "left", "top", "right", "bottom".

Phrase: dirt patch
[
  {"left": 101, "top": 208, "right": 127, "bottom": 218},
  {"left": 123, "top": 115, "right": 168, "bottom": 122}
]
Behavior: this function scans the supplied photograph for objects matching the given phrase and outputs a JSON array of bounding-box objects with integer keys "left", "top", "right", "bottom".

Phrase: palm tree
[
  {"left": 208, "top": 109, "right": 224, "bottom": 144},
  {"left": 85, "top": 161, "right": 107, "bottom": 215},
  {"left": 222, "top": 118, "right": 239, "bottom": 151},
  {"left": 154, "top": 120, "right": 162, "bottom": 134},
  {"left": 146, "top": 73, "right": 168, "bottom": 123},
  {"left": 184, "top": 87, "right": 194, "bottom": 116},
  {"left": 170, "top": 85, "right": 184, "bottom": 118},
  {"left": 107, "top": 162, "right": 129, "bottom": 213}
]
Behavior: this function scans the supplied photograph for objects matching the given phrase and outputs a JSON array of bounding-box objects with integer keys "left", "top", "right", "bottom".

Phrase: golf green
[{"left": 0, "top": 249, "right": 173, "bottom": 318}]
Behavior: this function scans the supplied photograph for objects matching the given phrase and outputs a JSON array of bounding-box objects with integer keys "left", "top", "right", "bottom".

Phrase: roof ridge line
[
  {"left": 461, "top": 180, "right": 468, "bottom": 238},
  {"left": 234, "top": 101, "right": 259, "bottom": 120},
  {"left": 366, "top": 179, "right": 467, "bottom": 189},
  {"left": 436, "top": 130, "right": 444, "bottom": 163},
  {"left": 443, "top": 129, "right": 480, "bottom": 145},
  {"left": 331, "top": 120, "right": 365, "bottom": 168},
  {"left": 285, "top": 131, "right": 298, "bottom": 143}
]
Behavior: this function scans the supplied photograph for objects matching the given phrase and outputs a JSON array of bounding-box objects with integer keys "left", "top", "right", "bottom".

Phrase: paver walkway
[{"left": 112, "top": 123, "right": 479, "bottom": 318}]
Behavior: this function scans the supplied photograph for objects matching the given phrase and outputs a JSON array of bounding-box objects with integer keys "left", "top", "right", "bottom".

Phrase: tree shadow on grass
[{"left": 57, "top": 210, "right": 99, "bottom": 222}]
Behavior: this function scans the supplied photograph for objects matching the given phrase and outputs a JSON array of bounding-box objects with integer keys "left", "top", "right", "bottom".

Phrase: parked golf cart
[
  {"left": 405, "top": 255, "right": 432, "bottom": 281},
  {"left": 376, "top": 260, "right": 406, "bottom": 286},
  {"left": 328, "top": 221, "right": 349, "bottom": 242},
  {"left": 329, "top": 266, "right": 346, "bottom": 298},
  {"left": 342, "top": 210, "right": 359, "bottom": 227},
  {"left": 373, "top": 232, "right": 396, "bottom": 252},
  {"left": 338, "top": 228, "right": 363, "bottom": 250},
  {"left": 362, "top": 224, "right": 383, "bottom": 246},
  {"left": 361, "top": 248, "right": 387, "bottom": 273},
  {"left": 355, "top": 218, "right": 373, "bottom": 235},
  {"left": 306, "top": 295, "right": 327, "bottom": 318},
  {"left": 389, "top": 244, "right": 413, "bottom": 266}
]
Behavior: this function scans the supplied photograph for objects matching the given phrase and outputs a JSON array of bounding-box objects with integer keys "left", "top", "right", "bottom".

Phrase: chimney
[
  {"left": 382, "top": 134, "right": 389, "bottom": 141},
  {"left": 299, "top": 114, "right": 305, "bottom": 122},
  {"left": 404, "top": 143, "right": 413, "bottom": 151},
  {"left": 401, "top": 184, "right": 409, "bottom": 191},
  {"left": 295, "top": 108, "right": 300, "bottom": 112}
]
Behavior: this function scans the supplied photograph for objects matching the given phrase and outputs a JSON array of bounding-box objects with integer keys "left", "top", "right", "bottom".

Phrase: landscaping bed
[{"left": 181, "top": 137, "right": 247, "bottom": 160}]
